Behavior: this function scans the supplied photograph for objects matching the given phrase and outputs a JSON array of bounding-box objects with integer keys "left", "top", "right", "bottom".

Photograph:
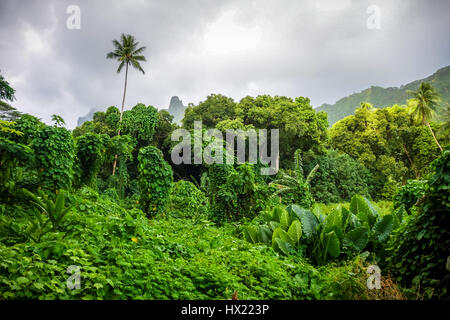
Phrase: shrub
[
  {"left": 168, "top": 180, "right": 208, "bottom": 219},
  {"left": 385, "top": 147, "right": 450, "bottom": 299},
  {"left": 31, "top": 125, "right": 75, "bottom": 191},
  {"left": 305, "top": 149, "right": 371, "bottom": 203},
  {"left": 138, "top": 146, "right": 173, "bottom": 216},
  {"left": 75, "top": 133, "right": 107, "bottom": 187},
  {"left": 392, "top": 179, "right": 427, "bottom": 214},
  {"left": 209, "top": 163, "right": 269, "bottom": 223}
]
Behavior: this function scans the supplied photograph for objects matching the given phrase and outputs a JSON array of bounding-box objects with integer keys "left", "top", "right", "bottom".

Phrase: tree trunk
[
  {"left": 402, "top": 143, "right": 419, "bottom": 178},
  {"left": 426, "top": 121, "right": 443, "bottom": 152},
  {"left": 112, "top": 62, "right": 129, "bottom": 176}
]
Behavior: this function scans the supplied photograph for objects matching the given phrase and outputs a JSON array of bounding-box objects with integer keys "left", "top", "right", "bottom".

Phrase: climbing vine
[{"left": 138, "top": 146, "right": 173, "bottom": 216}]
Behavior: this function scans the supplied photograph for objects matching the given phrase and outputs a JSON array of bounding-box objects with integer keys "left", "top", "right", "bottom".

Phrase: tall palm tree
[
  {"left": 407, "top": 82, "right": 443, "bottom": 152},
  {"left": 107, "top": 34, "right": 147, "bottom": 175}
]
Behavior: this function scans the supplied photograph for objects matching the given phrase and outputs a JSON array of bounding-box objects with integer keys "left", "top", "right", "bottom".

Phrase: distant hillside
[{"left": 316, "top": 65, "right": 450, "bottom": 126}]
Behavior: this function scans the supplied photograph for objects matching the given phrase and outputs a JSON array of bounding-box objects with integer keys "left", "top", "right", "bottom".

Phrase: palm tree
[
  {"left": 106, "top": 34, "right": 147, "bottom": 175},
  {"left": 407, "top": 82, "right": 443, "bottom": 152}
]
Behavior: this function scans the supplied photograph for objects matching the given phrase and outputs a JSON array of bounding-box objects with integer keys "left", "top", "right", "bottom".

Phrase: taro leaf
[
  {"left": 272, "top": 227, "right": 291, "bottom": 243},
  {"left": 341, "top": 206, "right": 351, "bottom": 232},
  {"left": 323, "top": 231, "right": 340, "bottom": 258},
  {"left": 324, "top": 209, "right": 342, "bottom": 233},
  {"left": 343, "top": 226, "right": 369, "bottom": 251},
  {"left": 287, "top": 220, "right": 302, "bottom": 246},
  {"left": 272, "top": 206, "right": 284, "bottom": 223},
  {"left": 258, "top": 225, "right": 272, "bottom": 243},
  {"left": 269, "top": 221, "right": 280, "bottom": 232},
  {"left": 311, "top": 204, "right": 325, "bottom": 224},
  {"left": 243, "top": 226, "right": 259, "bottom": 243},
  {"left": 273, "top": 238, "right": 294, "bottom": 255},
  {"left": 372, "top": 214, "right": 394, "bottom": 242},
  {"left": 279, "top": 209, "right": 290, "bottom": 230},
  {"left": 350, "top": 195, "right": 378, "bottom": 228},
  {"left": 288, "top": 205, "right": 318, "bottom": 240}
]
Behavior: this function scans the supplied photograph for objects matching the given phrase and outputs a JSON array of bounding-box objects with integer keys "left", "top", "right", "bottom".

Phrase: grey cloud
[{"left": 0, "top": 0, "right": 449, "bottom": 128}]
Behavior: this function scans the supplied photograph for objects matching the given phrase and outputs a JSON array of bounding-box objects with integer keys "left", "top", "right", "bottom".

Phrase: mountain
[
  {"left": 316, "top": 65, "right": 450, "bottom": 126},
  {"left": 77, "top": 109, "right": 95, "bottom": 127},
  {"left": 76, "top": 96, "right": 187, "bottom": 127},
  {"left": 163, "top": 96, "right": 186, "bottom": 124}
]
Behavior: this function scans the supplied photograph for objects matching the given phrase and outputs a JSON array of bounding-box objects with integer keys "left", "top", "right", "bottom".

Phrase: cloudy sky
[{"left": 0, "top": 0, "right": 449, "bottom": 128}]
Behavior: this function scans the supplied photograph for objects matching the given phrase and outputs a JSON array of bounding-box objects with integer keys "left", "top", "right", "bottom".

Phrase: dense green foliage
[
  {"left": 138, "top": 146, "right": 173, "bottom": 216},
  {"left": 75, "top": 133, "right": 107, "bottom": 187},
  {"left": 385, "top": 148, "right": 450, "bottom": 299},
  {"left": 304, "top": 149, "right": 371, "bottom": 203},
  {"left": 330, "top": 104, "right": 440, "bottom": 199},
  {"left": 168, "top": 180, "right": 208, "bottom": 219},
  {"left": 392, "top": 179, "right": 427, "bottom": 214},
  {"left": 31, "top": 125, "right": 75, "bottom": 192},
  {"left": 0, "top": 71, "right": 448, "bottom": 300}
]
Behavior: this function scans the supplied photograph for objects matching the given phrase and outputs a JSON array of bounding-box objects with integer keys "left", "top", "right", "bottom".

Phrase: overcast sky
[{"left": 0, "top": 0, "right": 449, "bottom": 128}]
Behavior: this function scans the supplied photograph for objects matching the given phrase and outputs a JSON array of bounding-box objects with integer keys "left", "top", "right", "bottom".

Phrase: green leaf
[
  {"left": 279, "top": 209, "right": 290, "bottom": 230},
  {"left": 243, "top": 226, "right": 258, "bottom": 243},
  {"left": 372, "top": 214, "right": 394, "bottom": 242},
  {"left": 323, "top": 231, "right": 340, "bottom": 258},
  {"left": 258, "top": 226, "right": 272, "bottom": 243},
  {"left": 350, "top": 195, "right": 378, "bottom": 227},
  {"left": 273, "top": 238, "right": 294, "bottom": 255},
  {"left": 269, "top": 221, "right": 280, "bottom": 232},
  {"left": 288, "top": 205, "right": 318, "bottom": 239},
  {"left": 343, "top": 226, "right": 369, "bottom": 251},
  {"left": 287, "top": 220, "right": 302, "bottom": 246}
]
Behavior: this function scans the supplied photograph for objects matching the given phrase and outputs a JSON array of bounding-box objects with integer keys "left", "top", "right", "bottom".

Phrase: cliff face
[{"left": 167, "top": 96, "right": 186, "bottom": 124}]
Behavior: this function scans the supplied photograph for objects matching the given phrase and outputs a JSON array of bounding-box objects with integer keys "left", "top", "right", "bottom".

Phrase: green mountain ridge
[{"left": 316, "top": 65, "right": 450, "bottom": 125}]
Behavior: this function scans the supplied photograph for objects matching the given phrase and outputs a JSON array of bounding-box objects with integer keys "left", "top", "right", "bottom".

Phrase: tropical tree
[
  {"left": 270, "top": 149, "right": 319, "bottom": 208},
  {"left": 106, "top": 34, "right": 147, "bottom": 175},
  {"left": 407, "top": 82, "right": 443, "bottom": 152},
  {"left": 0, "top": 71, "right": 21, "bottom": 121}
]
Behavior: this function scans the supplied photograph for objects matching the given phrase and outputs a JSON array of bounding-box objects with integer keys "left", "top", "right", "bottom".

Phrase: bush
[
  {"left": 137, "top": 146, "right": 173, "bottom": 216},
  {"left": 31, "top": 125, "right": 75, "bottom": 191},
  {"left": 305, "top": 149, "right": 371, "bottom": 203},
  {"left": 385, "top": 147, "right": 450, "bottom": 299},
  {"left": 392, "top": 179, "right": 427, "bottom": 214},
  {"left": 209, "top": 163, "right": 270, "bottom": 223},
  {"left": 75, "top": 133, "right": 107, "bottom": 187},
  {"left": 168, "top": 180, "right": 208, "bottom": 219}
]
